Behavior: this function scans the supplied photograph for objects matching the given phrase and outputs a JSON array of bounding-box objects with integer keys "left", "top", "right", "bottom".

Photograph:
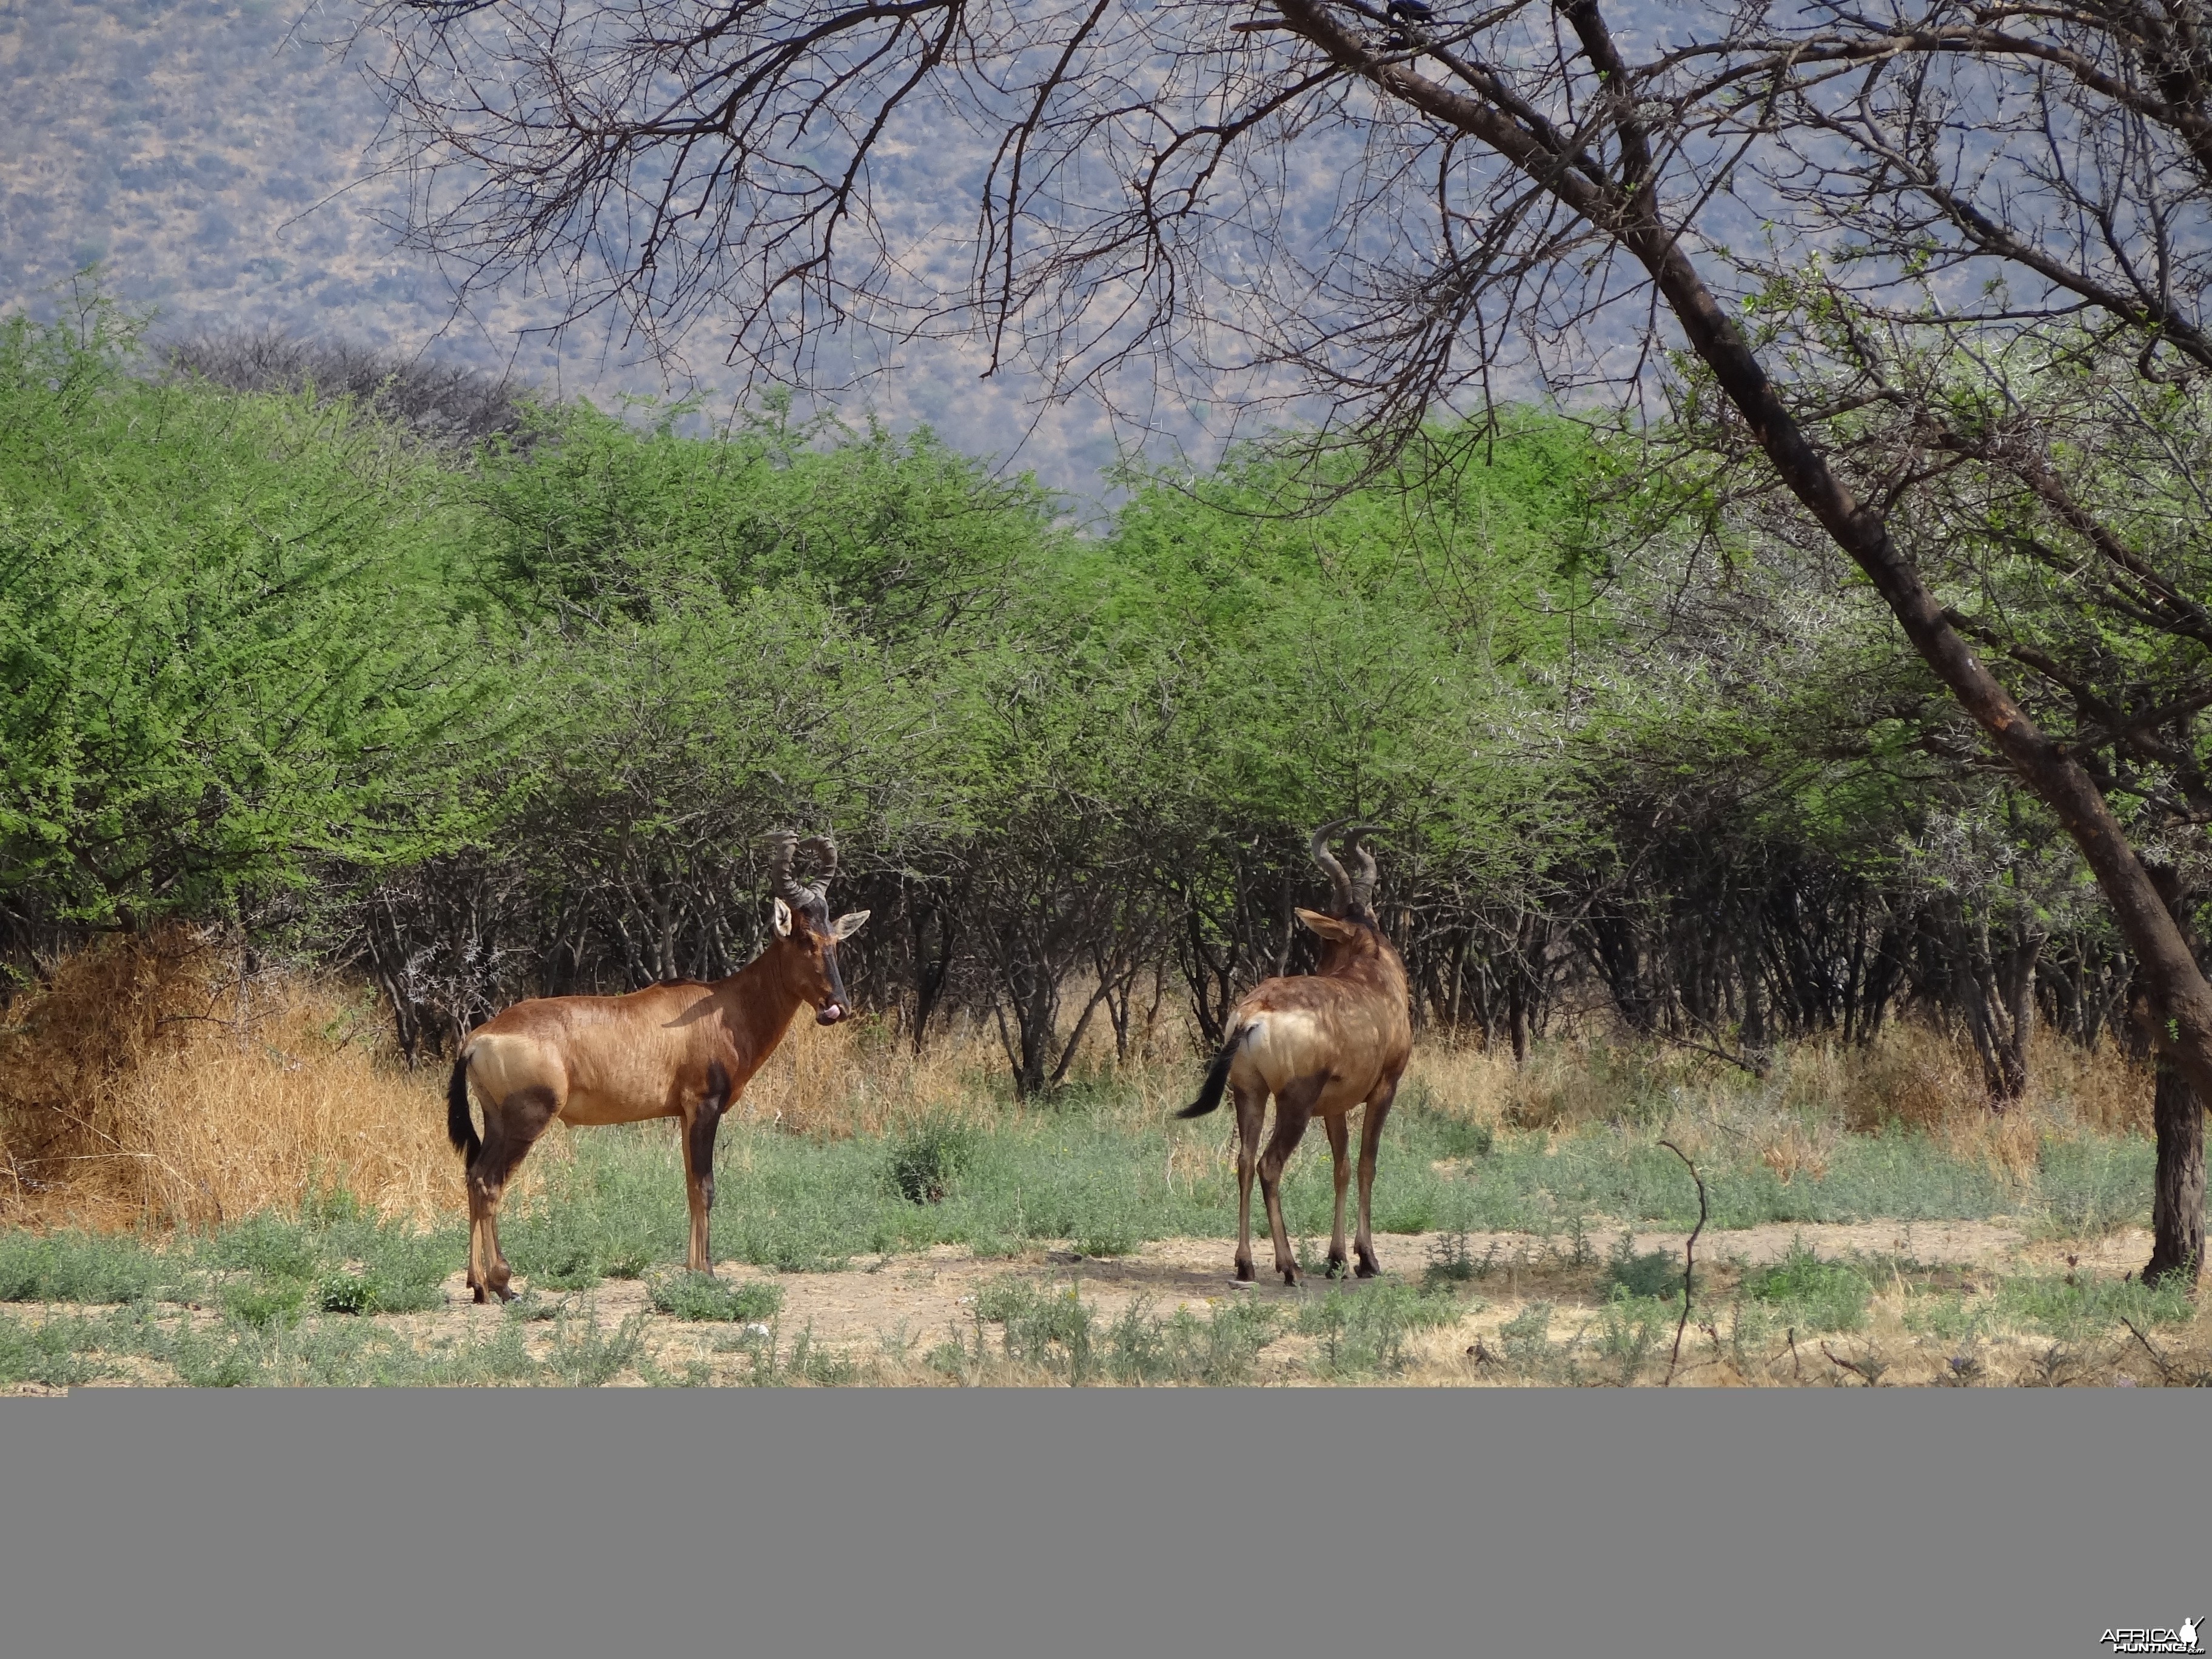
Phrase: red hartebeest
[
  {"left": 1178, "top": 820, "right": 1412, "bottom": 1285},
  {"left": 446, "top": 833, "right": 868, "bottom": 1302}
]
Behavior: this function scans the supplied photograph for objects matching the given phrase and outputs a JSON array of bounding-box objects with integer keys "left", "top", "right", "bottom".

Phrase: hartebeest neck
[
  {"left": 705, "top": 946, "right": 813, "bottom": 1078},
  {"left": 1318, "top": 931, "right": 1410, "bottom": 1000}
]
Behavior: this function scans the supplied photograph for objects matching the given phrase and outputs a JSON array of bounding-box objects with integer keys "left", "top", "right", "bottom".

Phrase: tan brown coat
[
  {"left": 1178, "top": 822, "right": 1412, "bottom": 1284},
  {"left": 446, "top": 834, "right": 865, "bottom": 1302}
]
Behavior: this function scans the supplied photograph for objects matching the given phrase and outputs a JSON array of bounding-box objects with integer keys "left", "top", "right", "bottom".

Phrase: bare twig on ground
[
  {"left": 1821, "top": 1342, "right": 1882, "bottom": 1386},
  {"left": 1657, "top": 1138, "right": 1706, "bottom": 1386},
  {"left": 2114, "top": 1316, "right": 2207, "bottom": 1386}
]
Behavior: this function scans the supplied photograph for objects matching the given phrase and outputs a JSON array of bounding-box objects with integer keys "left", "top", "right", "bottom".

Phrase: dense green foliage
[
  {"left": 0, "top": 308, "right": 501, "bottom": 923},
  {"left": 0, "top": 308, "right": 2148, "bottom": 1100}
]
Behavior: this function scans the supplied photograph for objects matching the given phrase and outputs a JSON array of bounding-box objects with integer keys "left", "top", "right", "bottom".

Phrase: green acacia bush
[{"left": 0, "top": 306, "right": 503, "bottom": 928}]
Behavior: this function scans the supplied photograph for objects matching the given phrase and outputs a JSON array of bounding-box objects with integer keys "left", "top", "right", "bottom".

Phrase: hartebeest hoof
[
  {"left": 1233, "top": 1261, "right": 1256, "bottom": 1283},
  {"left": 1324, "top": 1254, "right": 1350, "bottom": 1279},
  {"left": 1355, "top": 1260, "right": 1382, "bottom": 1279}
]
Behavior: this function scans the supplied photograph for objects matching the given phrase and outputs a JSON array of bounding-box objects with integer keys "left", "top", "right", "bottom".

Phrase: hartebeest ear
[
  {"left": 772, "top": 897, "right": 794, "bottom": 937},
  {"left": 832, "top": 910, "right": 871, "bottom": 941},
  {"left": 1295, "top": 907, "right": 1361, "bottom": 944}
]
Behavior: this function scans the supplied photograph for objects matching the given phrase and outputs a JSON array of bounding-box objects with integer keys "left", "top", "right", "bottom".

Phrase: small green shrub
[
  {"left": 1603, "top": 1233, "right": 1682, "bottom": 1301},
  {"left": 0, "top": 1311, "right": 106, "bottom": 1387},
  {"left": 2032, "top": 1139, "right": 2152, "bottom": 1238},
  {"left": 1103, "top": 1296, "right": 1283, "bottom": 1386},
  {"left": 351, "top": 1228, "right": 461, "bottom": 1307},
  {"left": 1902, "top": 1290, "right": 1991, "bottom": 1345},
  {"left": 886, "top": 1117, "right": 973, "bottom": 1205},
  {"left": 222, "top": 1277, "right": 308, "bottom": 1330},
  {"left": 0, "top": 1231, "right": 173, "bottom": 1305},
  {"left": 169, "top": 1324, "right": 261, "bottom": 1387},
  {"left": 1498, "top": 1301, "right": 1555, "bottom": 1366},
  {"left": 1296, "top": 1282, "right": 1460, "bottom": 1378},
  {"left": 923, "top": 1343, "right": 965, "bottom": 1381},
  {"left": 1743, "top": 1242, "right": 1871, "bottom": 1333},
  {"left": 788, "top": 1325, "right": 859, "bottom": 1386},
  {"left": 1399, "top": 1084, "right": 1494, "bottom": 1160},
  {"left": 1593, "top": 1295, "right": 1674, "bottom": 1384},
  {"left": 317, "top": 1273, "right": 379, "bottom": 1315},
  {"left": 1422, "top": 1231, "right": 1491, "bottom": 1289},
  {"left": 508, "top": 1212, "right": 609, "bottom": 1292},
  {"left": 976, "top": 1276, "right": 1097, "bottom": 1379},
  {"left": 1375, "top": 1196, "right": 1436, "bottom": 1235},
  {"left": 543, "top": 1308, "right": 648, "bottom": 1386},
  {"left": 1432, "top": 1118, "right": 1495, "bottom": 1160},
  {"left": 649, "top": 1272, "right": 785, "bottom": 1323},
  {"left": 1070, "top": 1198, "right": 1140, "bottom": 1259},
  {"left": 315, "top": 1267, "right": 444, "bottom": 1316},
  {"left": 213, "top": 1215, "right": 321, "bottom": 1282},
  {"left": 1993, "top": 1270, "right": 2194, "bottom": 1341}
]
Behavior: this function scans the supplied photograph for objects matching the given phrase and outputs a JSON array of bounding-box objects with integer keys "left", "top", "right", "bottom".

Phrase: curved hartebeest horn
[
  {"left": 766, "top": 831, "right": 804, "bottom": 905},
  {"left": 797, "top": 833, "right": 838, "bottom": 903},
  {"left": 1310, "top": 817, "right": 1356, "bottom": 914},
  {"left": 1344, "top": 824, "right": 1384, "bottom": 915},
  {"left": 766, "top": 830, "right": 839, "bottom": 910}
]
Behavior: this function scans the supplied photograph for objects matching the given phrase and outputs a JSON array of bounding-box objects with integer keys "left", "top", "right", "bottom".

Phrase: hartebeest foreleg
[
  {"left": 1324, "top": 1111, "right": 1353, "bottom": 1278},
  {"left": 1258, "top": 1076, "right": 1325, "bottom": 1285},
  {"left": 1353, "top": 1074, "right": 1403, "bottom": 1278},
  {"left": 680, "top": 1063, "right": 734, "bottom": 1273}
]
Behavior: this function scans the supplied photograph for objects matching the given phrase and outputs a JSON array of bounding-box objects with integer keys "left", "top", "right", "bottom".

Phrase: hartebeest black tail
[
  {"left": 1178, "top": 1028, "right": 1250, "bottom": 1119},
  {"left": 447, "top": 1051, "right": 480, "bottom": 1163}
]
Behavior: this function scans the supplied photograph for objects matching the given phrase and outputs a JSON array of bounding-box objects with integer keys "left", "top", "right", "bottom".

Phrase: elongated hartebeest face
[{"left": 771, "top": 896, "right": 870, "bottom": 1024}]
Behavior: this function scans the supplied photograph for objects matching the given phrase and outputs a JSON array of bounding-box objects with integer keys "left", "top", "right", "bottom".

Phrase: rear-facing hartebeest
[
  {"left": 446, "top": 833, "right": 868, "bottom": 1302},
  {"left": 1178, "top": 819, "right": 1412, "bottom": 1285}
]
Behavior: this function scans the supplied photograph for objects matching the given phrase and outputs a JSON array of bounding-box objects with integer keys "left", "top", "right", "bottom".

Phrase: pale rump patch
[
  {"left": 1231, "top": 1011, "right": 1390, "bottom": 1115},
  {"left": 465, "top": 1033, "right": 565, "bottom": 1108}
]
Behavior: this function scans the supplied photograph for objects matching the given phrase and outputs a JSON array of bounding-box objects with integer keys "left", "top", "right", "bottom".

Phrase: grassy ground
[
  {"left": 1, "top": 943, "right": 2199, "bottom": 1387},
  {"left": 1, "top": 1097, "right": 2202, "bottom": 1388}
]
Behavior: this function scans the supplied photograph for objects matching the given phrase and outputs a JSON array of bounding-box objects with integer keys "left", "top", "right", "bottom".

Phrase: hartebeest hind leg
[
  {"left": 1232, "top": 1080, "right": 1267, "bottom": 1282},
  {"left": 467, "top": 1084, "right": 559, "bottom": 1304},
  {"left": 1258, "top": 1076, "right": 1324, "bottom": 1285},
  {"left": 1353, "top": 1074, "right": 1403, "bottom": 1278},
  {"left": 1323, "top": 1111, "right": 1353, "bottom": 1278}
]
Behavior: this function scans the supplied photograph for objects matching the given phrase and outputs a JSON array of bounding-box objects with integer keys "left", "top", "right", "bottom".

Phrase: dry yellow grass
[
  {"left": 0, "top": 929, "right": 454, "bottom": 1228},
  {"left": 1390, "top": 1020, "right": 2150, "bottom": 1179}
]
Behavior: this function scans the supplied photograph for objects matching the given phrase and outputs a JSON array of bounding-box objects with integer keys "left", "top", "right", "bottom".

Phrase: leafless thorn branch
[{"left": 1657, "top": 1136, "right": 1706, "bottom": 1386}]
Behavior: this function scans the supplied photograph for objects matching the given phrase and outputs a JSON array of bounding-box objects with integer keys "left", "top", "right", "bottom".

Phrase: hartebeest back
[
  {"left": 446, "top": 832, "right": 868, "bottom": 1302},
  {"left": 1178, "top": 819, "right": 1411, "bottom": 1284}
]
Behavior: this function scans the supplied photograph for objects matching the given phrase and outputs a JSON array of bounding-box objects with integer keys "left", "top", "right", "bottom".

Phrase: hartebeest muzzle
[{"left": 814, "top": 960, "right": 845, "bottom": 1026}]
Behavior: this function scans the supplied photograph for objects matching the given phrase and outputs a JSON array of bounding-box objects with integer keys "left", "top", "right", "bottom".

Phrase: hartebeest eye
[{"left": 832, "top": 910, "right": 871, "bottom": 940}]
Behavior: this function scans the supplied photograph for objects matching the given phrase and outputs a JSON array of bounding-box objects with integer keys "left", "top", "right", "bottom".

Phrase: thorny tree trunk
[
  {"left": 2148, "top": 1062, "right": 2207, "bottom": 1286},
  {"left": 2142, "top": 868, "right": 2207, "bottom": 1287},
  {"left": 905, "top": 879, "right": 958, "bottom": 1055},
  {"left": 1502, "top": 906, "right": 1550, "bottom": 1067},
  {"left": 1739, "top": 896, "right": 1766, "bottom": 1054},
  {"left": 1949, "top": 909, "right": 2045, "bottom": 1108},
  {"left": 1275, "top": 0, "right": 2212, "bottom": 1283}
]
